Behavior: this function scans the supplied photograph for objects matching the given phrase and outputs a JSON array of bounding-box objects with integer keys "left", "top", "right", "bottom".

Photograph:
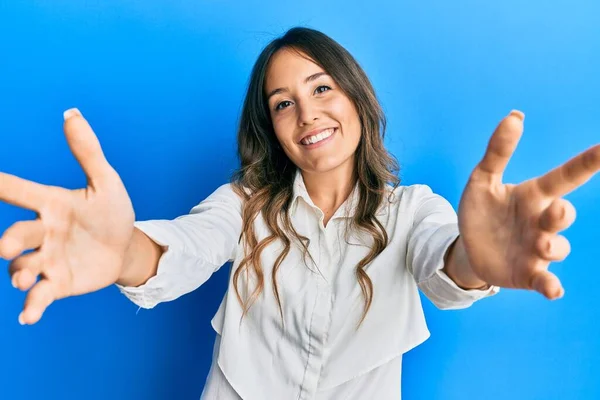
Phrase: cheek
[
  {"left": 271, "top": 121, "right": 283, "bottom": 142},
  {"left": 272, "top": 120, "right": 299, "bottom": 160},
  {"left": 332, "top": 98, "right": 361, "bottom": 139},
  {"left": 272, "top": 118, "right": 293, "bottom": 144}
]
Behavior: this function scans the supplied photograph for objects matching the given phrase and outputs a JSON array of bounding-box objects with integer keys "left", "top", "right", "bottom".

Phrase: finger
[
  {"left": 9, "top": 251, "right": 43, "bottom": 291},
  {"left": 534, "top": 234, "right": 571, "bottom": 262},
  {"left": 19, "top": 279, "right": 55, "bottom": 325},
  {"left": 538, "top": 198, "right": 577, "bottom": 233},
  {"left": 19, "top": 278, "right": 56, "bottom": 325},
  {"left": 530, "top": 270, "right": 564, "bottom": 300},
  {"left": 0, "top": 172, "right": 49, "bottom": 211},
  {"left": 0, "top": 219, "right": 45, "bottom": 260},
  {"left": 63, "top": 108, "right": 116, "bottom": 189},
  {"left": 474, "top": 110, "right": 525, "bottom": 180},
  {"left": 536, "top": 144, "right": 600, "bottom": 198}
]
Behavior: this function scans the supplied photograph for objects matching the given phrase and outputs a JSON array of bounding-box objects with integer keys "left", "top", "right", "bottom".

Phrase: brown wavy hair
[{"left": 230, "top": 27, "right": 400, "bottom": 329}]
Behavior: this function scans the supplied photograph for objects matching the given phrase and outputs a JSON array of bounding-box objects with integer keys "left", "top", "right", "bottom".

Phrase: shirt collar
[{"left": 291, "top": 169, "right": 388, "bottom": 219}]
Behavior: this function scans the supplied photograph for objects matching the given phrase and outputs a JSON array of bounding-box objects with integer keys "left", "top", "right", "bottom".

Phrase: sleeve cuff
[
  {"left": 415, "top": 224, "right": 500, "bottom": 310},
  {"left": 115, "top": 220, "right": 220, "bottom": 309}
]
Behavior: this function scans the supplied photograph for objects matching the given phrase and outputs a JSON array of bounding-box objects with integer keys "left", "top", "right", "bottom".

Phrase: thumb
[
  {"left": 530, "top": 270, "right": 565, "bottom": 300},
  {"left": 62, "top": 108, "right": 116, "bottom": 189},
  {"left": 473, "top": 110, "right": 524, "bottom": 181}
]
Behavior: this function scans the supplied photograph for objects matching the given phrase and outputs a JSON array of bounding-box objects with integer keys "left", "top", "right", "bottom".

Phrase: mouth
[{"left": 298, "top": 127, "right": 337, "bottom": 148}]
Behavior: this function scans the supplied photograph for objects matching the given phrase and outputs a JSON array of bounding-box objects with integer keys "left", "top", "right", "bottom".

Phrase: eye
[
  {"left": 275, "top": 100, "right": 292, "bottom": 111},
  {"left": 315, "top": 85, "right": 331, "bottom": 94},
  {"left": 273, "top": 85, "right": 331, "bottom": 112}
]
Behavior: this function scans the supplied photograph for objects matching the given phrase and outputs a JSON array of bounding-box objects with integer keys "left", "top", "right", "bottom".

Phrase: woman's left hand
[{"left": 457, "top": 110, "right": 600, "bottom": 300}]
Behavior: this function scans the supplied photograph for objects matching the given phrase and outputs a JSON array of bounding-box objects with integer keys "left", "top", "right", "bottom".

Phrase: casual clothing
[{"left": 117, "top": 171, "right": 499, "bottom": 399}]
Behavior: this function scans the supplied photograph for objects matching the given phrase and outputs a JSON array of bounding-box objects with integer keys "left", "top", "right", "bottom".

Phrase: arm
[
  {"left": 405, "top": 184, "right": 498, "bottom": 310},
  {"left": 115, "top": 183, "right": 243, "bottom": 309}
]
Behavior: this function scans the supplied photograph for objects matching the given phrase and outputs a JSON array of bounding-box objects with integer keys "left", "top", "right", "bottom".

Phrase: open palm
[
  {"left": 459, "top": 110, "right": 600, "bottom": 300},
  {"left": 0, "top": 109, "right": 135, "bottom": 325}
]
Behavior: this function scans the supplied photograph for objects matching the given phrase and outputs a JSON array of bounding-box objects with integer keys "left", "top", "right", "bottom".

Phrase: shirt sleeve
[
  {"left": 405, "top": 185, "right": 500, "bottom": 310},
  {"left": 115, "top": 183, "right": 243, "bottom": 309}
]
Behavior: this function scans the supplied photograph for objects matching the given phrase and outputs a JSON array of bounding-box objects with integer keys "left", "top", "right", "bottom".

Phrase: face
[{"left": 264, "top": 48, "right": 362, "bottom": 175}]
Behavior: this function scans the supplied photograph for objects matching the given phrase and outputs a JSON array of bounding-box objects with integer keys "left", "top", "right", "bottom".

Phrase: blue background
[{"left": 1, "top": 1, "right": 599, "bottom": 399}]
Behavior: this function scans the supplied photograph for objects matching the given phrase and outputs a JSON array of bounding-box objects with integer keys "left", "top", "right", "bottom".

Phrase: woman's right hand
[{"left": 0, "top": 108, "right": 136, "bottom": 325}]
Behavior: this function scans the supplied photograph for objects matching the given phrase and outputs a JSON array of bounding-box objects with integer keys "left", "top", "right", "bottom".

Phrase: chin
[{"left": 298, "top": 156, "right": 352, "bottom": 175}]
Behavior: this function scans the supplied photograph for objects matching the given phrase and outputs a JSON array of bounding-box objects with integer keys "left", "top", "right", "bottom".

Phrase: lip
[
  {"left": 299, "top": 127, "right": 337, "bottom": 150},
  {"left": 297, "top": 127, "right": 337, "bottom": 144}
]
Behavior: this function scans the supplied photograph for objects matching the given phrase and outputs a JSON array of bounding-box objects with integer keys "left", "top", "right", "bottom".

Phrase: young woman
[{"left": 1, "top": 27, "right": 598, "bottom": 399}]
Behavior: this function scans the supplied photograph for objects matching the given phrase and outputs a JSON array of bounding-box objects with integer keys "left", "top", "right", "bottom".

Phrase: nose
[{"left": 296, "top": 98, "right": 319, "bottom": 127}]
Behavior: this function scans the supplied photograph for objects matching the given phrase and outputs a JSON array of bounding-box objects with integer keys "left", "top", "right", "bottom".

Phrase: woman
[{"left": 1, "top": 27, "right": 598, "bottom": 399}]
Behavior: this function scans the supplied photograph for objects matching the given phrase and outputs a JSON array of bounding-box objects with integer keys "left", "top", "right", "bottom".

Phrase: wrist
[
  {"left": 116, "top": 227, "right": 164, "bottom": 287},
  {"left": 443, "top": 236, "right": 491, "bottom": 290}
]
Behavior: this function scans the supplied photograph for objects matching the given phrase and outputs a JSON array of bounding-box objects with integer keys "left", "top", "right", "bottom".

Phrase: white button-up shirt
[{"left": 117, "top": 170, "right": 499, "bottom": 399}]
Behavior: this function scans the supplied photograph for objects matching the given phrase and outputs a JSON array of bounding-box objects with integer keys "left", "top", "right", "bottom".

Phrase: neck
[{"left": 301, "top": 158, "right": 356, "bottom": 220}]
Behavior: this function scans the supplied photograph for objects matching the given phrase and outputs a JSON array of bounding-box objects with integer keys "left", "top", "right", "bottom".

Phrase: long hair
[{"left": 230, "top": 27, "right": 400, "bottom": 328}]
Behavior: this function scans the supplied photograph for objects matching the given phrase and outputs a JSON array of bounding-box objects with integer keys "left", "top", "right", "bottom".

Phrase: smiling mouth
[{"left": 300, "top": 128, "right": 337, "bottom": 146}]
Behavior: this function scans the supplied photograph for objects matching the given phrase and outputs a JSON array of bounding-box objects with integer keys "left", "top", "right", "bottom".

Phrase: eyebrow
[{"left": 266, "top": 72, "right": 329, "bottom": 101}]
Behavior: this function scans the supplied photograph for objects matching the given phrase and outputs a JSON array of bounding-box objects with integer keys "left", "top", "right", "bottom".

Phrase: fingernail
[
  {"left": 63, "top": 108, "right": 81, "bottom": 120},
  {"left": 18, "top": 312, "right": 25, "bottom": 325},
  {"left": 508, "top": 109, "right": 525, "bottom": 121},
  {"left": 11, "top": 270, "right": 20, "bottom": 288},
  {"left": 551, "top": 287, "right": 565, "bottom": 300}
]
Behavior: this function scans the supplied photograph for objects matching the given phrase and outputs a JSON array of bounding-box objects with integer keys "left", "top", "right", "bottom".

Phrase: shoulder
[
  {"left": 387, "top": 183, "right": 436, "bottom": 198},
  {"left": 188, "top": 182, "right": 246, "bottom": 214},
  {"left": 205, "top": 183, "right": 244, "bottom": 202},
  {"left": 377, "top": 183, "right": 456, "bottom": 224},
  {"left": 382, "top": 183, "right": 441, "bottom": 211}
]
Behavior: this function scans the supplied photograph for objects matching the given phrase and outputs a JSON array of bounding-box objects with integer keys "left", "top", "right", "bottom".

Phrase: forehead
[{"left": 265, "top": 48, "right": 325, "bottom": 91}]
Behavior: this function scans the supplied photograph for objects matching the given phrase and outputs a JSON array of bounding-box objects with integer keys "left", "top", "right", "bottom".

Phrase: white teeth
[{"left": 301, "top": 128, "right": 334, "bottom": 145}]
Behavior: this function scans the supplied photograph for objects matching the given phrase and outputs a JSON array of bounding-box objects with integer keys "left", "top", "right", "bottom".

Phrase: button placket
[{"left": 298, "top": 274, "right": 334, "bottom": 400}]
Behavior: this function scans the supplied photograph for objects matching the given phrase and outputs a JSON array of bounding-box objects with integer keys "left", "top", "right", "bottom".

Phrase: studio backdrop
[{"left": 0, "top": 1, "right": 598, "bottom": 399}]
